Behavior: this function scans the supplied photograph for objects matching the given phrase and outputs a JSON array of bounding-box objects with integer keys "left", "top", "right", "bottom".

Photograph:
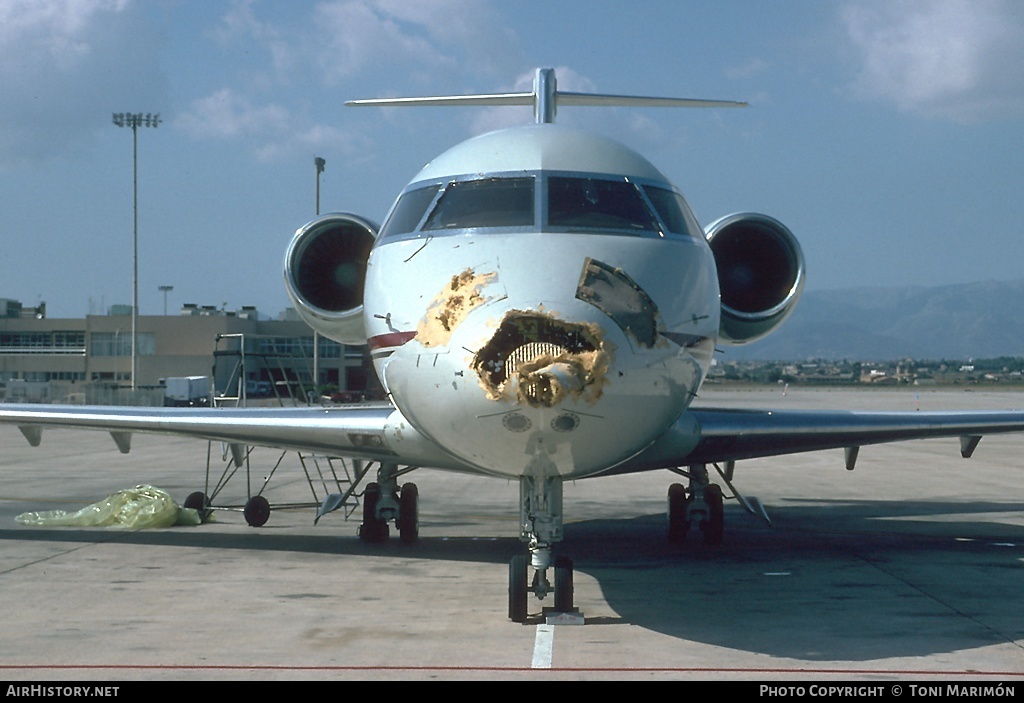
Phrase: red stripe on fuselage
[{"left": 367, "top": 331, "right": 417, "bottom": 350}]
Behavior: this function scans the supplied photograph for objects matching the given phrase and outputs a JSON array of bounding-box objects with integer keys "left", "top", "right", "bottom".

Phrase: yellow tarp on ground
[{"left": 16, "top": 485, "right": 202, "bottom": 528}]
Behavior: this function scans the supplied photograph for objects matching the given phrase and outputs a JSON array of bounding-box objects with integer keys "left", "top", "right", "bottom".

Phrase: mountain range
[{"left": 721, "top": 279, "right": 1024, "bottom": 362}]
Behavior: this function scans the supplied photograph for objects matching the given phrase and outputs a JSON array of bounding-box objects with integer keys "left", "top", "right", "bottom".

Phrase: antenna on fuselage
[{"left": 345, "top": 68, "right": 747, "bottom": 124}]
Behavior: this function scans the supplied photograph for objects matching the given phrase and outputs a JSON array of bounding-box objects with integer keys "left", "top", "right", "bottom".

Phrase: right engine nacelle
[
  {"left": 283, "top": 213, "right": 377, "bottom": 345},
  {"left": 705, "top": 212, "right": 805, "bottom": 346}
]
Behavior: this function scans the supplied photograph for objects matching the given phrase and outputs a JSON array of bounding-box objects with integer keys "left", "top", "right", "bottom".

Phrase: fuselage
[{"left": 363, "top": 124, "right": 720, "bottom": 479}]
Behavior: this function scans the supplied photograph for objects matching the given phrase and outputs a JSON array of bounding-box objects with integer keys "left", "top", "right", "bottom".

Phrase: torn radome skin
[
  {"left": 416, "top": 269, "right": 497, "bottom": 348},
  {"left": 472, "top": 310, "right": 614, "bottom": 408}
]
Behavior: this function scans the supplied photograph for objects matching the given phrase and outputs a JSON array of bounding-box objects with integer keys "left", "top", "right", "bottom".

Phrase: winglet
[{"left": 346, "top": 68, "right": 747, "bottom": 124}]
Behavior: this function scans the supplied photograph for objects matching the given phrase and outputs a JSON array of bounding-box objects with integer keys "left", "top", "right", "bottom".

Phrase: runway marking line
[{"left": 532, "top": 624, "right": 554, "bottom": 668}]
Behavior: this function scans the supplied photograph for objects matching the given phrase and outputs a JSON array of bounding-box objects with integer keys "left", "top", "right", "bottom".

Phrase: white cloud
[
  {"left": 312, "top": 0, "right": 456, "bottom": 84},
  {"left": 842, "top": 0, "right": 1024, "bottom": 121},
  {"left": 726, "top": 58, "right": 770, "bottom": 81},
  {"left": 310, "top": 0, "right": 515, "bottom": 84},
  {"left": 177, "top": 88, "right": 360, "bottom": 163},
  {"left": 208, "top": 0, "right": 297, "bottom": 82},
  {"left": 0, "top": 0, "right": 166, "bottom": 166},
  {"left": 177, "top": 88, "right": 290, "bottom": 139}
]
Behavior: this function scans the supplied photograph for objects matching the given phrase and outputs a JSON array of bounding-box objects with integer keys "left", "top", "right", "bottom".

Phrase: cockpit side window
[
  {"left": 379, "top": 184, "right": 442, "bottom": 240},
  {"left": 422, "top": 177, "right": 535, "bottom": 231},
  {"left": 643, "top": 185, "right": 700, "bottom": 239},
  {"left": 547, "top": 177, "right": 658, "bottom": 233}
]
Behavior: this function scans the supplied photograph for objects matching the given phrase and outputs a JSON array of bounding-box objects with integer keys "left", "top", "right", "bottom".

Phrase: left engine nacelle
[
  {"left": 705, "top": 212, "right": 805, "bottom": 346},
  {"left": 283, "top": 213, "right": 377, "bottom": 345}
]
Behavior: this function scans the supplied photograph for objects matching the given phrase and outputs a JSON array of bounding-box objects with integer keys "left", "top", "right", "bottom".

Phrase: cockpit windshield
[
  {"left": 642, "top": 185, "right": 699, "bottom": 237},
  {"left": 548, "top": 177, "right": 658, "bottom": 233},
  {"left": 422, "top": 177, "right": 534, "bottom": 231},
  {"left": 378, "top": 184, "right": 440, "bottom": 240},
  {"left": 378, "top": 172, "right": 701, "bottom": 242}
]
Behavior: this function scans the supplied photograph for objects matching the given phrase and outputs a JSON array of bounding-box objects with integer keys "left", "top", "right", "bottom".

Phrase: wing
[
  {"left": 617, "top": 406, "right": 1024, "bottom": 474},
  {"left": 7, "top": 402, "right": 1024, "bottom": 477},
  {"left": 0, "top": 402, "right": 468, "bottom": 471}
]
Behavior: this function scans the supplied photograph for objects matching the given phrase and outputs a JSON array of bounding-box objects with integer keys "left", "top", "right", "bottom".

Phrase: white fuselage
[{"left": 361, "top": 124, "right": 721, "bottom": 480}]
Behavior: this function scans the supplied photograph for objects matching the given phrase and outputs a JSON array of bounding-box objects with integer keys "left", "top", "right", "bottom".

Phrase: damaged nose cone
[
  {"left": 514, "top": 355, "right": 607, "bottom": 408},
  {"left": 472, "top": 310, "right": 613, "bottom": 407}
]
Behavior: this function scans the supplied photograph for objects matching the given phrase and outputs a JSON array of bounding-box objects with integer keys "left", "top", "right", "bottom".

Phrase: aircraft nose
[{"left": 471, "top": 310, "right": 614, "bottom": 409}]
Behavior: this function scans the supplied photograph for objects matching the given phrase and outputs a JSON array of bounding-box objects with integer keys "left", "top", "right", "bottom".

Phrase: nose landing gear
[{"left": 508, "top": 475, "right": 581, "bottom": 623}]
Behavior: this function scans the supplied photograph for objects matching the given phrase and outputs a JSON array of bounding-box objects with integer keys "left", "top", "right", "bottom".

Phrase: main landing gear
[
  {"left": 667, "top": 463, "right": 725, "bottom": 545},
  {"left": 358, "top": 462, "right": 419, "bottom": 544},
  {"left": 666, "top": 462, "right": 771, "bottom": 545},
  {"left": 507, "top": 475, "right": 579, "bottom": 624}
]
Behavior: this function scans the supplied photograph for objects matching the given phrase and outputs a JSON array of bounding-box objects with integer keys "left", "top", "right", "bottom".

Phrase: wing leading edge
[
  {"left": 5, "top": 403, "right": 1024, "bottom": 476},
  {"left": 616, "top": 406, "right": 1024, "bottom": 474},
  {"left": 0, "top": 403, "right": 470, "bottom": 472}
]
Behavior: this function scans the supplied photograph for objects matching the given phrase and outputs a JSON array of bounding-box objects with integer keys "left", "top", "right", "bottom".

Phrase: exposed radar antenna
[{"left": 346, "top": 68, "right": 747, "bottom": 124}]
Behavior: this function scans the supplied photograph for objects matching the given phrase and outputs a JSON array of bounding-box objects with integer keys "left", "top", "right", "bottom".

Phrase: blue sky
[{"left": 2, "top": 0, "right": 1023, "bottom": 319}]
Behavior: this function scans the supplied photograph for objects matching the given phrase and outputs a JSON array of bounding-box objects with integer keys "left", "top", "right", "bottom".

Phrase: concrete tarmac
[{"left": 2, "top": 387, "right": 1024, "bottom": 680}]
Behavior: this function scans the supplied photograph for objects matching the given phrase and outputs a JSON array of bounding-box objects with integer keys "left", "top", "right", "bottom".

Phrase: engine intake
[
  {"left": 705, "top": 212, "right": 805, "bottom": 345},
  {"left": 283, "top": 213, "right": 377, "bottom": 345}
]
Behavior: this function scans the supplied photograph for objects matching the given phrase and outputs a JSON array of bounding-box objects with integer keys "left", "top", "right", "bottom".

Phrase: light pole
[
  {"left": 112, "top": 112, "right": 160, "bottom": 392},
  {"left": 158, "top": 285, "right": 173, "bottom": 315},
  {"left": 313, "top": 156, "right": 326, "bottom": 397},
  {"left": 315, "top": 156, "right": 325, "bottom": 216}
]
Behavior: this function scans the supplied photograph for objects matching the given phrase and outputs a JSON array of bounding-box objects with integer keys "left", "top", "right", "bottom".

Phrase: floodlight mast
[
  {"left": 111, "top": 112, "right": 161, "bottom": 391},
  {"left": 313, "top": 156, "right": 327, "bottom": 391},
  {"left": 315, "top": 156, "right": 326, "bottom": 216},
  {"left": 158, "top": 285, "right": 173, "bottom": 316}
]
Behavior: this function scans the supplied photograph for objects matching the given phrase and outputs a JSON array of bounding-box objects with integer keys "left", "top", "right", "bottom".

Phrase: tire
[
  {"left": 397, "top": 483, "right": 419, "bottom": 544},
  {"left": 702, "top": 484, "right": 724, "bottom": 545},
  {"left": 243, "top": 495, "right": 271, "bottom": 527},
  {"left": 359, "top": 482, "right": 389, "bottom": 543},
  {"left": 667, "top": 483, "right": 688, "bottom": 544},
  {"left": 183, "top": 491, "right": 211, "bottom": 523},
  {"left": 508, "top": 554, "right": 528, "bottom": 623},
  {"left": 554, "top": 556, "right": 574, "bottom": 613}
]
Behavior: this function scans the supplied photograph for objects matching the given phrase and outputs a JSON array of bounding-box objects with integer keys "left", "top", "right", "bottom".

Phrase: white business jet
[{"left": 5, "top": 69, "right": 1024, "bottom": 622}]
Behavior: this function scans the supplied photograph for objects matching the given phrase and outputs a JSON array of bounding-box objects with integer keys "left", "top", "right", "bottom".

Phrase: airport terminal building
[{"left": 0, "top": 299, "right": 371, "bottom": 405}]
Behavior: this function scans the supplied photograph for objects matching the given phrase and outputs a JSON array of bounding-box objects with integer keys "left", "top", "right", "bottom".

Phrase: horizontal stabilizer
[{"left": 347, "top": 68, "right": 746, "bottom": 124}]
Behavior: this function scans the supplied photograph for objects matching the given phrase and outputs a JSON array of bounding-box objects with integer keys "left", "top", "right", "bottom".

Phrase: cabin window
[
  {"left": 422, "top": 177, "right": 535, "bottom": 230},
  {"left": 643, "top": 185, "right": 699, "bottom": 238},
  {"left": 547, "top": 177, "right": 658, "bottom": 233},
  {"left": 379, "top": 184, "right": 442, "bottom": 239}
]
